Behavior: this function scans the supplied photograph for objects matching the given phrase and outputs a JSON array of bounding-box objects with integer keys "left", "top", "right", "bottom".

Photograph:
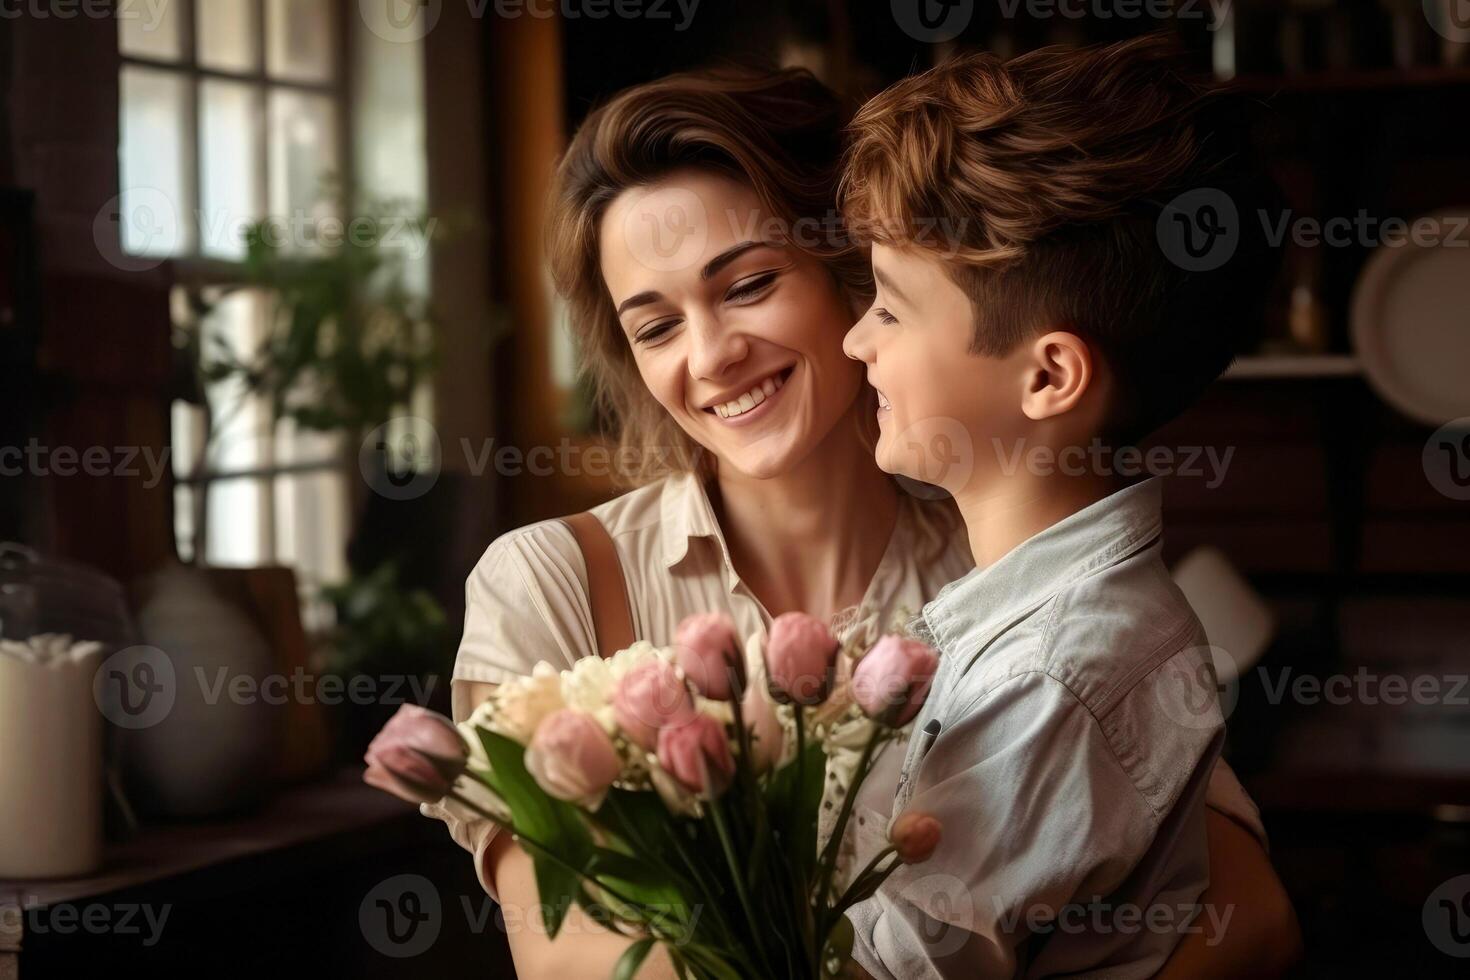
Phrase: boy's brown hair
[{"left": 841, "top": 34, "right": 1272, "bottom": 442}]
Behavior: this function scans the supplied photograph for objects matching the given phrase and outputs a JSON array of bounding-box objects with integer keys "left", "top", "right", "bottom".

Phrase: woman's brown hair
[{"left": 547, "top": 67, "right": 872, "bottom": 487}]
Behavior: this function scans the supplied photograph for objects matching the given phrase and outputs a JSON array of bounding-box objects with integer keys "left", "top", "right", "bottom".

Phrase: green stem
[
  {"left": 728, "top": 692, "right": 761, "bottom": 823},
  {"left": 662, "top": 818, "right": 743, "bottom": 953},
  {"left": 829, "top": 846, "right": 900, "bottom": 920},
  {"left": 708, "top": 791, "right": 770, "bottom": 975},
  {"left": 794, "top": 705, "right": 806, "bottom": 832},
  {"left": 815, "top": 726, "right": 884, "bottom": 915},
  {"left": 443, "top": 789, "right": 670, "bottom": 937}
]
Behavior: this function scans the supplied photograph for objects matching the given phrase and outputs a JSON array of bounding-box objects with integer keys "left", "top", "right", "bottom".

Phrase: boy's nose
[{"left": 842, "top": 315, "right": 874, "bottom": 363}]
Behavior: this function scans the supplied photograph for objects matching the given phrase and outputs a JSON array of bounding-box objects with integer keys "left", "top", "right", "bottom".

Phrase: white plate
[{"left": 1350, "top": 208, "right": 1470, "bottom": 426}]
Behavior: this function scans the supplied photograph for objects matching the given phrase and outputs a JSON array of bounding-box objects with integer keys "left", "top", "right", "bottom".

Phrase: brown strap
[{"left": 561, "top": 512, "right": 635, "bottom": 659}]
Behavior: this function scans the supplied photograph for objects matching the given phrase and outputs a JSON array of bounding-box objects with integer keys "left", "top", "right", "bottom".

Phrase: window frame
[{"left": 119, "top": 0, "right": 358, "bottom": 567}]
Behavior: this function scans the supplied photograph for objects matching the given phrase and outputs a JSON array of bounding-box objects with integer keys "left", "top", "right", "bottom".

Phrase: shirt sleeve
[
  {"left": 846, "top": 670, "right": 1212, "bottom": 980},
  {"left": 420, "top": 521, "right": 598, "bottom": 899}
]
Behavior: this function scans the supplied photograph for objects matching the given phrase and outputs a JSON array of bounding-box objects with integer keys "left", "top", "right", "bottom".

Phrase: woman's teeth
[
  {"left": 877, "top": 390, "right": 892, "bottom": 411},
  {"left": 715, "top": 372, "right": 785, "bottom": 419}
]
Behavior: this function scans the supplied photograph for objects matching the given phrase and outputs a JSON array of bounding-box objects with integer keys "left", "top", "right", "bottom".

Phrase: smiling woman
[
  {"left": 546, "top": 68, "right": 876, "bottom": 487},
  {"left": 401, "top": 67, "right": 1296, "bottom": 980},
  {"left": 595, "top": 168, "right": 866, "bottom": 480}
]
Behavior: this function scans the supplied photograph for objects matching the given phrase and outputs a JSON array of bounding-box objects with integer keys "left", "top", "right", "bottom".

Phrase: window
[
  {"left": 119, "top": 0, "right": 343, "bottom": 262},
  {"left": 119, "top": 1, "right": 353, "bottom": 617}
]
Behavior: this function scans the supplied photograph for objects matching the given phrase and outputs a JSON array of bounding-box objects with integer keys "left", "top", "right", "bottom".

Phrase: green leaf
[
  {"left": 676, "top": 943, "right": 748, "bottom": 980},
  {"left": 766, "top": 739, "right": 826, "bottom": 882},
  {"left": 477, "top": 728, "right": 593, "bottom": 939},
  {"left": 587, "top": 848, "right": 690, "bottom": 933},
  {"left": 820, "top": 914, "right": 855, "bottom": 978},
  {"left": 613, "top": 938, "right": 654, "bottom": 980}
]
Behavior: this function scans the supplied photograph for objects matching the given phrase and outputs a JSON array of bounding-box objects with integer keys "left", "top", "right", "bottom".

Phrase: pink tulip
[
  {"left": 524, "top": 709, "right": 622, "bottom": 808},
  {"left": 613, "top": 659, "right": 696, "bottom": 750},
  {"left": 363, "top": 704, "right": 468, "bottom": 804},
  {"left": 851, "top": 636, "right": 939, "bottom": 725},
  {"left": 674, "top": 612, "right": 746, "bottom": 701},
  {"left": 890, "top": 811, "right": 942, "bottom": 864},
  {"left": 657, "top": 713, "right": 736, "bottom": 796},
  {"left": 741, "top": 681, "right": 784, "bottom": 774},
  {"left": 765, "top": 612, "right": 838, "bottom": 705}
]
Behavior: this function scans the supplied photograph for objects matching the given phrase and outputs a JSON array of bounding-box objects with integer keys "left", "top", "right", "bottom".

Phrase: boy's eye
[
  {"left": 635, "top": 318, "right": 680, "bottom": 344},
  {"left": 725, "top": 271, "right": 778, "bottom": 303},
  {"left": 875, "top": 307, "right": 899, "bottom": 325}
]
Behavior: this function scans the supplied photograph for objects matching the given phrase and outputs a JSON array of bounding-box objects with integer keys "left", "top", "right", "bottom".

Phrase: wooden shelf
[
  {"left": 1228, "top": 65, "right": 1470, "bottom": 95},
  {"left": 1223, "top": 354, "right": 1362, "bottom": 380},
  {"left": 1250, "top": 767, "right": 1470, "bottom": 816},
  {"left": 0, "top": 768, "right": 419, "bottom": 912}
]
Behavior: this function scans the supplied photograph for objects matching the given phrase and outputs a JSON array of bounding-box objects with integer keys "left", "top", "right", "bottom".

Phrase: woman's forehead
[{"left": 599, "top": 170, "right": 775, "bottom": 284}]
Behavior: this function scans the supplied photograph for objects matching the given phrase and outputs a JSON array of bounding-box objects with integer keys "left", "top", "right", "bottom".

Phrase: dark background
[{"left": 3, "top": 1, "right": 1469, "bottom": 976}]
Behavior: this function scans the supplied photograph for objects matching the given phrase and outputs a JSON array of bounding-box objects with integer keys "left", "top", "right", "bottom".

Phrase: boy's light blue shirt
[{"left": 848, "top": 478, "right": 1225, "bottom": 979}]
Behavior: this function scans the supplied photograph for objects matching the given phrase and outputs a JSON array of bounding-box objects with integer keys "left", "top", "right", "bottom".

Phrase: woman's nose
[{"left": 686, "top": 313, "right": 749, "bottom": 380}]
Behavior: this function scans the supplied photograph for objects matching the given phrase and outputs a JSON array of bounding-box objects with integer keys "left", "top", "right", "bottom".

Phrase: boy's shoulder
[
  {"left": 955, "top": 540, "right": 1207, "bottom": 693},
  {"left": 947, "top": 545, "right": 1222, "bottom": 814},
  {"left": 1040, "top": 543, "right": 1213, "bottom": 712}
]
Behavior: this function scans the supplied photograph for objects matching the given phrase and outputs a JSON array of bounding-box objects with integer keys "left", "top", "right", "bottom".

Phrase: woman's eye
[
  {"left": 636, "top": 319, "right": 680, "bottom": 344},
  {"left": 875, "top": 307, "right": 899, "bottom": 325},
  {"left": 725, "top": 271, "right": 778, "bottom": 303}
]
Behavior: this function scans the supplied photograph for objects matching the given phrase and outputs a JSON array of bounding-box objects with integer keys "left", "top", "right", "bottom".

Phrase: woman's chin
[{"left": 712, "top": 433, "right": 810, "bottom": 481}]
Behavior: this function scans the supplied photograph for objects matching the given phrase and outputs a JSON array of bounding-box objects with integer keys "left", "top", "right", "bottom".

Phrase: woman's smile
[{"left": 701, "top": 365, "right": 795, "bottom": 427}]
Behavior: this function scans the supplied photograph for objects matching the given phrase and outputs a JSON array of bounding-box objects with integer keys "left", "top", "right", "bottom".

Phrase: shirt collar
[
  {"left": 658, "top": 471, "right": 948, "bottom": 601},
  {"left": 659, "top": 469, "right": 727, "bottom": 571},
  {"left": 921, "top": 478, "right": 1165, "bottom": 657}
]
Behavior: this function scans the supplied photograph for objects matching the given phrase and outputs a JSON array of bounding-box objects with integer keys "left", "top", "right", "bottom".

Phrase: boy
[{"left": 837, "top": 35, "right": 1273, "bottom": 978}]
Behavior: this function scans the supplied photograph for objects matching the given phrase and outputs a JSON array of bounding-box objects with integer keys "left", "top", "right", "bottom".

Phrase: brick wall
[{"left": 3, "top": 8, "right": 174, "bottom": 581}]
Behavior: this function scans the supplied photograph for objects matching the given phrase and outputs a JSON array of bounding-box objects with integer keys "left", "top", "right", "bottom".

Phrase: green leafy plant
[
  {"left": 201, "top": 197, "right": 439, "bottom": 439},
  {"left": 172, "top": 191, "right": 440, "bottom": 562},
  {"left": 317, "top": 560, "right": 449, "bottom": 681}
]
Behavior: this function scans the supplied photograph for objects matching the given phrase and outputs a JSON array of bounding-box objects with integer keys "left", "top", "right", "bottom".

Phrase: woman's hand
[
  {"left": 453, "top": 681, "right": 678, "bottom": 979},
  {"left": 486, "top": 831, "right": 679, "bottom": 979},
  {"left": 1154, "top": 809, "right": 1302, "bottom": 979}
]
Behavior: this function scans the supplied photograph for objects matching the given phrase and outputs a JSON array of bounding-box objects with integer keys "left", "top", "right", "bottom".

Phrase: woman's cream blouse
[{"left": 423, "top": 470, "right": 1263, "bottom": 900}]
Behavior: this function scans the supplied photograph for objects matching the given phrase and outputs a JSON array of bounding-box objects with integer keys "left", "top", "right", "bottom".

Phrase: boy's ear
[{"left": 1020, "top": 331, "right": 1094, "bottom": 421}]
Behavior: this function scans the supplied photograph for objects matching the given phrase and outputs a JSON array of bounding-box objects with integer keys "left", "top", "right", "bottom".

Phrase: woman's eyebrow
[
  {"left": 615, "top": 240, "right": 774, "bottom": 315},
  {"left": 616, "top": 290, "right": 662, "bottom": 316},
  {"left": 701, "top": 240, "right": 769, "bottom": 280}
]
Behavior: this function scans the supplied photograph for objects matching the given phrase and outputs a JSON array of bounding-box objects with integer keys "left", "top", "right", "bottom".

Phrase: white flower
[
  {"left": 562, "top": 654, "right": 613, "bottom": 709},
  {"left": 480, "top": 661, "right": 565, "bottom": 743},
  {"left": 607, "top": 639, "right": 667, "bottom": 678}
]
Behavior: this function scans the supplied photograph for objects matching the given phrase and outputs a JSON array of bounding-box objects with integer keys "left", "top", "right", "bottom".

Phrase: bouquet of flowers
[{"left": 364, "top": 611, "right": 942, "bottom": 979}]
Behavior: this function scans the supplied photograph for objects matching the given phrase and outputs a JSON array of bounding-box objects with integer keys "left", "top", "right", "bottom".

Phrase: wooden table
[{"left": 0, "top": 770, "right": 508, "bottom": 978}]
